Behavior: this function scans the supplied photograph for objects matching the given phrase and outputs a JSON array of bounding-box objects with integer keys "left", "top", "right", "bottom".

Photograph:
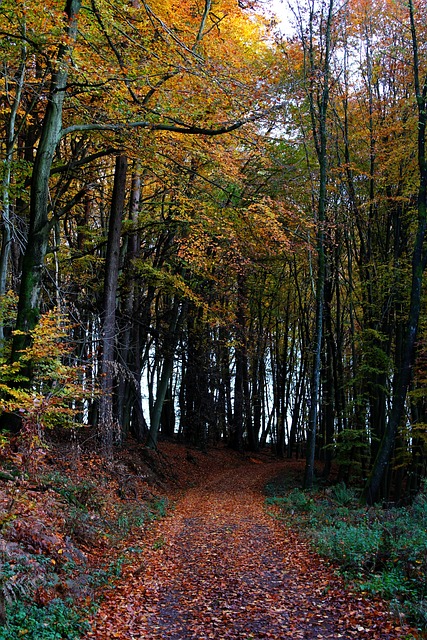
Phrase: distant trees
[{"left": 281, "top": 0, "right": 427, "bottom": 501}]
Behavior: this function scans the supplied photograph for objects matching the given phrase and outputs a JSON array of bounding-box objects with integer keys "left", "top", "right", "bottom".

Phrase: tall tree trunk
[
  {"left": 362, "top": 0, "right": 427, "bottom": 503},
  {"left": 322, "top": 266, "right": 335, "bottom": 479},
  {"left": 181, "top": 308, "right": 211, "bottom": 449},
  {"left": 160, "top": 379, "right": 176, "bottom": 438},
  {"left": 12, "top": 0, "right": 81, "bottom": 359},
  {"left": 98, "top": 155, "right": 128, "bottom": 450},
  {"left": 231, "top": 274, "right": 247, "bottom": 451},
  {"left": 304, "top": 0, "right": 334, "bottom": 489},
  {"left": 147, "top": 298, "right": 186, "bottom": 449},
  {"left": 117, "top": 165, "right": 145, "bottom": 438},
  {"left": 0, "top": 41, "right": 27, "bottom": 344}
]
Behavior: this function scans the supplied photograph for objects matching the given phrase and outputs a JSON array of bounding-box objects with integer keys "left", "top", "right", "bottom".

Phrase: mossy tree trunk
[{"left": 11, "top": 0, "right": 81, "bottom": 360}]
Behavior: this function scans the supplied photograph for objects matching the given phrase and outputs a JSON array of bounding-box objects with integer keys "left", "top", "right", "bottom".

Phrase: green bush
[
  {"left": 149, "top": 497, "right": 168, "bottom": 519},
  {"left": 313, "top": 521, "right": 382, "bottom": 571},
  {"left": 412, "top": 488, "right": 427, "bottom": 521},
  {"left": 116, "top": 504, "right": 147, "bottom": 535},
  {"left": 114, "top": 497, "right": 168, "bottom": 537},
  {"left": 266, "top": 487, "right": 315, "bottom": 513},
  {"left": 64, "top": 506, "right": 100, "bottom": 544},
  {"left": 331, "top": 482, "right": 358, "bottom": 506},
  {"left": 267, "top": 481, "right": 427, "bottom": 631},
  {"left": 0, "top": 599, "right": 90, "bottom": 640},
  {"left": 359, "top": 567, "right": 415, "bottom": 600},
  {"left": 403, "top": 599, "right": 427, "bottom": 631},
  {"left": 51, "top": 475, "right": 104, "bottom": 512}
]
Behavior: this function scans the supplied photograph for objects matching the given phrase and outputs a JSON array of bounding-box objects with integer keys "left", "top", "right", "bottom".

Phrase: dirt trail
[{"left": 85, "top": 458, "right": 413, "bottom": 639}]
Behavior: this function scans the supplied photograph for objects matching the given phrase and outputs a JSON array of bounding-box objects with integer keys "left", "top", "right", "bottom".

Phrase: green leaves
[{"left": 0, "top": 309, "right": 96, "bottom": 433}]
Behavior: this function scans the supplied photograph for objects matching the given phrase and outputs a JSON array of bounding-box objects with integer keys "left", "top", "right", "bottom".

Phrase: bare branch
[{"left": 194, "top": 0, "right": 212, "bottom": 51}]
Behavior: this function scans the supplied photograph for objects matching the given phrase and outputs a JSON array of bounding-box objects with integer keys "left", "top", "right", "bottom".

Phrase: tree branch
[
  {"left": 50, "top": 147, "right": 117, "bottom": 174},
  {"left": 61, "top": 104, "right": 286, "bottom": 138},
  {"left": 62, "top": 118, "right": 248, "bottom": 137}
]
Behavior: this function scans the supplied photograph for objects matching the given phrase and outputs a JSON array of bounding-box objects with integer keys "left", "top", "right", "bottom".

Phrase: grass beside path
[{"left": 266, "top": 475, "right": 427, "bottom": 637}]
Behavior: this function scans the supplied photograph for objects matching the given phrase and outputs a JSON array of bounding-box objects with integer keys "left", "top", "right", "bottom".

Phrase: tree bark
[
  {"left": 0, "top": 41, "right": 27, "bottom": 343},
  {"left": 231, "top": 274, "right": 247, "bottom": 451},
  {"left": 98, "top": 155, "right": 128, "bottom": 451},
  {"left": 12, "top": 0, "right": 81, "bottom": 359},
  {"left": 147, "top": 298, "right": 186, "bottom": 449},
  {"left": 304, "top": 0, "right": 334, "bottom": 489}
]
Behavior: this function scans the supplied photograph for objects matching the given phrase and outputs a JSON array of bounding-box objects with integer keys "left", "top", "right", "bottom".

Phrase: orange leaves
[
  {"left": 86, "top": 450, "right": 418, "bottom": 640},
  {"left": 53, "top": 0, "right": 272, "bottom": 132},
  {"left": 244, "top": 198, "right": 294, "bottom": 255}
]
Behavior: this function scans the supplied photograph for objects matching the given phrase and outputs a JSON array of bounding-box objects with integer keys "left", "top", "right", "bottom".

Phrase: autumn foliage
[{"left": 1, "top": 0, "right": 427, "bottom": 635}]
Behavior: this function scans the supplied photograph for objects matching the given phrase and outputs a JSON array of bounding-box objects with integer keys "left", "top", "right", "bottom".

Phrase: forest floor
[{"left": 82, "top": 444, "right": 417, "bottom": 640}]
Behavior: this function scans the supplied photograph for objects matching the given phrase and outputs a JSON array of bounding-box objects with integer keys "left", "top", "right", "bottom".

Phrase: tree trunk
[
  {"left": 304, "top": 0, "right": 334, "bottom": 489},
  {"left": 362, "top": 0, "right": 427, "bottom": 503},
  {"left": 98, "top": 155, "right": 128, "bottom": 451},
  {"left": 12, "top": 0, "right": 81, "bottom": 359},
  {"left": 231, "top": 274, "right": 247, "bottom": 451},
  {"left": 0, "top": 43, "right": 27, "bottom": 344},
  {"left": 117, "top": 165, "right": 144, "bottom": 438},
  {"left": 147, "top": 298, "right": 186, "bottom": 449}
]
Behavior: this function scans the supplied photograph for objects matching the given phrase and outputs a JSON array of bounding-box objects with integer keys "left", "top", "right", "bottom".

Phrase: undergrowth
[
  {"left": 0, "top": 466, "right": 169, "bottom": 639},
  {"left": 266, "top": 479, "right": 427, "bottom": 633},
  {"left": 0, "top": 599, "right": 91, "bottom": 640}
]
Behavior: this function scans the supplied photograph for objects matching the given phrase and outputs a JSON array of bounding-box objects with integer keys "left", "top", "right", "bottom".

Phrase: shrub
[
  {"left": 359, "top": 567, "right": 415, "bottom": 600},
  {"left": 116, "top": 504, "right": 147, "bottom": 535},
  {"left": 331, "top": 482, "right": 358, "bottom": 506},
  {"left": 0, "top": 310, "right": 97, "bottom": 473},
  {"left": 55, "top": 477, "right": 104, "bottom": 512},
  {"left": 1, "top": 598, "right": 90, "bottom": 639},
  {"left": 267, "top": 480, "right": 427, "bottom": 631},
  {"left": 266, "top": 488, "right": 315, "bottom": 514},
  {"left": 149, "top": 497, "right": 168, "bottom": 519},
  {"left": 313, "top": 521, "right": 382, "bottom": 572},
  {"left": 64, "top": 507, "right": 100, "bottom": 545}
]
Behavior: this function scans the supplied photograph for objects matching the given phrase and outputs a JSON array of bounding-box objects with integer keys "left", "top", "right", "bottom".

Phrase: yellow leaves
[
  {"left": 0, "top": 309, "right": 96, "bottom": 433},
  {"left": 245, "top": 198, "right": 293, "bottom": 252},
  {"left": 2, "top": 0, "right": 273, "bottom": 151},
  {"left": 0, "top": 384, "right": 33, "bottom": 412},
  {"left": 134, "top": 261, "right": 209, "bottom": 312},
  {"left": 0, "top": 290, "right": 18, "bottom": 327}
]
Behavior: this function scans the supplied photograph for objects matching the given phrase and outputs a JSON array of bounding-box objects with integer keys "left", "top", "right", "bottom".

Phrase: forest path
[{"left": 85, "top": 456, "right": 409, "bottom": 639}]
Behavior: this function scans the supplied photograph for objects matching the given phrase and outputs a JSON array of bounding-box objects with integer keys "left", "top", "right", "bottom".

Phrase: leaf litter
[{"left": 84, "top": 450, "right": 418, "bottom": 639}]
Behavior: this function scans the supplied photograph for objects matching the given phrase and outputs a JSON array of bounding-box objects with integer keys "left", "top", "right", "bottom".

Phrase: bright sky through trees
[{"left": 266, "top": 0, "right": 294, "bottom": 35}]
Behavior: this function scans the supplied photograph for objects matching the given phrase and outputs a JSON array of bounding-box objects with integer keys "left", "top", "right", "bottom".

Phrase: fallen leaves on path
[{"left": 85, "top": 454, "right": 417, "bottom": 639}]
